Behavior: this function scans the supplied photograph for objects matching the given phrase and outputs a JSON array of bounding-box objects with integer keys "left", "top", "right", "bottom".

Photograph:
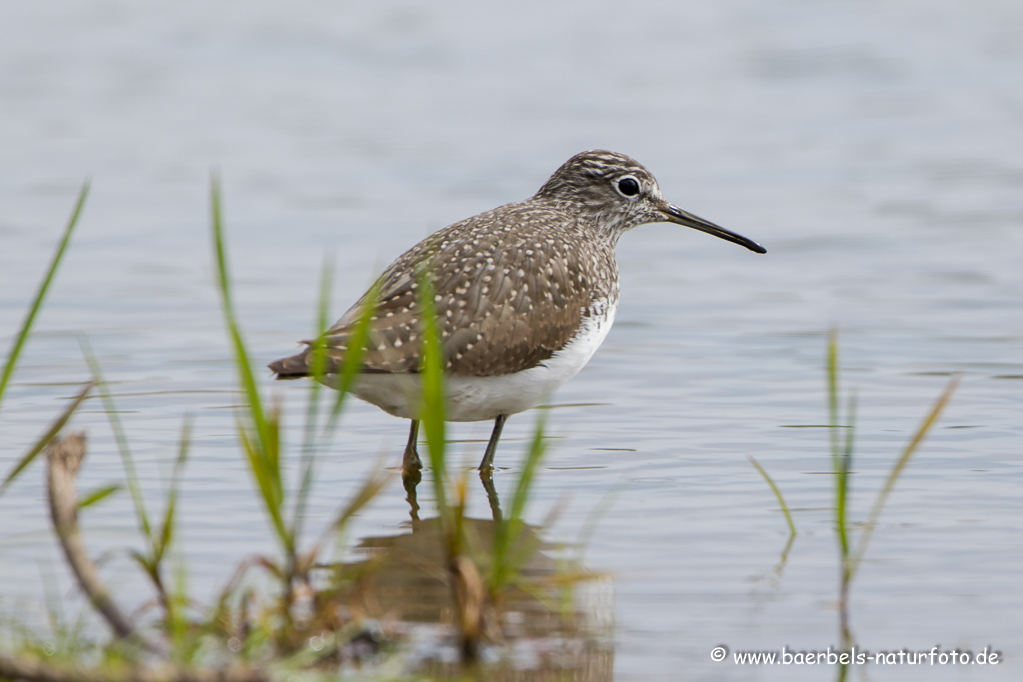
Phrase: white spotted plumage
[{"left": 344, "top": 295, "right": 618, "bottom": 422}]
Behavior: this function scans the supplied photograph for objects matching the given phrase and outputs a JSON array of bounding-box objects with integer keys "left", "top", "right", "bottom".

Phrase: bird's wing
[{"left": 271, "top": 204, "right": 613, "bottom": 378}]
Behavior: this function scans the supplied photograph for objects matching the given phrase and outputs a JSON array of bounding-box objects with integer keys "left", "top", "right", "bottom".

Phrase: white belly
[{"left": 344, "top": 298, "right": 618, "bottom": 422}]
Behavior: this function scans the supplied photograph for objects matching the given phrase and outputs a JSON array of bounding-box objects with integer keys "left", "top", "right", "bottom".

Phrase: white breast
[{"left": 346, "top": 296, "right": 619, "bottom": 422}]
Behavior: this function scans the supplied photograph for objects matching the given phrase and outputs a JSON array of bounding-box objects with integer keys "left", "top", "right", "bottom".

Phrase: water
[{"left": 2, "top": 1, "right": 1021, "bottom": 680}]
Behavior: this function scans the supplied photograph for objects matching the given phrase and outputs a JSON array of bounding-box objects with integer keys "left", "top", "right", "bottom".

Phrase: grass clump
[
  {"left": 749, "top": 330, "right": 958, "bottom": 681},
  {"left": 0, "top": 181, "right": 599, "bottom": 681},
  {"left": 823, "top": 332, "right": 959, "bottom": 646}
]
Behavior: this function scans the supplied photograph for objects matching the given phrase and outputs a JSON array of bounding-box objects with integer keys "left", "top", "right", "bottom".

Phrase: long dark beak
[{"left": 660, "top": 204, "right": 766, "bottom": 254}]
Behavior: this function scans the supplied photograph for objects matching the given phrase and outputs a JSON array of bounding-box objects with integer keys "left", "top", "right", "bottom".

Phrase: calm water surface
[{"left": 1, "top": 2, "right": 1021, "bottom": 680}]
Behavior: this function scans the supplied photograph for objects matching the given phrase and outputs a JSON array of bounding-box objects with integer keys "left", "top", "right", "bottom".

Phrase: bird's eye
[{"left": 616, "top": 176, "right": 640, "bottom": 197}]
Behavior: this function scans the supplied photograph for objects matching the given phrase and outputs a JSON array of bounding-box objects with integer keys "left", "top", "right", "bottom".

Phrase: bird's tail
[{"left": 268, "top": 350, "right": 314, "bottom": 379}]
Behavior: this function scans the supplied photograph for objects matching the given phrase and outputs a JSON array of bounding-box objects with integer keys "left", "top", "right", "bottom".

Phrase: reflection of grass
[{"left": 0, "top": 181, "right": 595, "bottom": 680}]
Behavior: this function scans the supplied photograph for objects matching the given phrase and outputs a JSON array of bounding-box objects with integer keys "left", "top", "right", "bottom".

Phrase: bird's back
[{"left": 269, "top": 199, "right": 619, "bottom": 380}]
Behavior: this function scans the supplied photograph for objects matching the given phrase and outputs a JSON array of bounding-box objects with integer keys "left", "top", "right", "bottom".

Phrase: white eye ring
[{"left": 615, "top": 175, "right": 641, "bottom": 198}]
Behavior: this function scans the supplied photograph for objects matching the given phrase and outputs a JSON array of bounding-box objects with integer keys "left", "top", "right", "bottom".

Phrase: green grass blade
[
  {"left": 826, "top": 329, "right": 840, "bottom": 462},
  {"left": 167, "top": 559, "right": 194, "bottom": 662},
  {"left": 747, "top": 455, "right": 797, "bottom": 536},
  {"left": 507, "top": 415, "right": 547, "bottom": 525},
  {"left": 210, "top": 177, "right": 291, "bottom": 556},
  {"left": 417, "top": 271, "right": 448, "bottom": 516},
  {"left": 835, "top": 392, "right": 857, "bottom": 560},
  {"left": 325, "top": 278, "right": 383, "bottom": 435},
  {"left": 81, "top": 338, "right": 152, "bottom": 541},
  {"left": 155, "top": 415, "right": 192, "bottom": 564},
  {"left": 0, "top": 181, "right": 89, "bottom": 415},
  {"left": 0, "top": 382, "right": 93, "bottom": 496},
  {"left": 78, "top": 484, "right": 122, "bottom": 510},
  {"left": 291, "top": 257, "right": 333, "bottom": 546},
  {"left": 490, "top": 415, "right": 548, "bottom": 591},
  {"left": 826, "top": 332, "right": 851, "bottom": 560},
  {"left": 238, "top": 415, "right": 291, "bottom": 553},
  {"left": 311, "top": 460, "right": 391, "bottom": 566},
  {"left": 210, "top": 176, "right": 271, "bottom": 455},
  {"left": 574, "top": 480, "right": 624, "bottom": 566},
  {"left": 130, "top": 549, "right": 158, "bottom": 583},
  {"left": 848, "top": 375, "right": 960, "bottom": 579},
  {"left": 330, "top": 464, "right": 391, "bottom": 536}
]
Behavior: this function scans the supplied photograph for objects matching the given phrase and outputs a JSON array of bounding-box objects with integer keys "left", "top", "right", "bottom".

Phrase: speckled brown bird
[{"left": 269, "top": 150, "right": 765, "bottom": 474}]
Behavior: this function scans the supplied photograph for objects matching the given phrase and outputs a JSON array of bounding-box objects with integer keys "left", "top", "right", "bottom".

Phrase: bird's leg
[
  {"left": 402, "top": 420, "right": 422, "bottom": 474},
  {"left": 478, "top": 414, "right": 508, "bottom": 475}
]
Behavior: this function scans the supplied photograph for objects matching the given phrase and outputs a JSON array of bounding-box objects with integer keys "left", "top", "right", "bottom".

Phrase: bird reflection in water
[{"left": 329, "top": 468, "right": 614, "bottom": 678}]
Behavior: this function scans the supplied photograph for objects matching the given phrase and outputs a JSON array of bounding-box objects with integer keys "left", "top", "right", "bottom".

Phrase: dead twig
[
  {"left": 45, "top": 434, "right": 153, "bottom": 651},
  {"left": 451, "top": 555, "right": 487, "bottom": 661},
  {"left": 39, "top": 435, "right": 273, "bottom": 681}
]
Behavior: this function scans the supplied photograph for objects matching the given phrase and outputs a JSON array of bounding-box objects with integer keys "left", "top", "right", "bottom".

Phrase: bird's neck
[{"left": 531, "top": 196, "right": 628, "bottom": 247}]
